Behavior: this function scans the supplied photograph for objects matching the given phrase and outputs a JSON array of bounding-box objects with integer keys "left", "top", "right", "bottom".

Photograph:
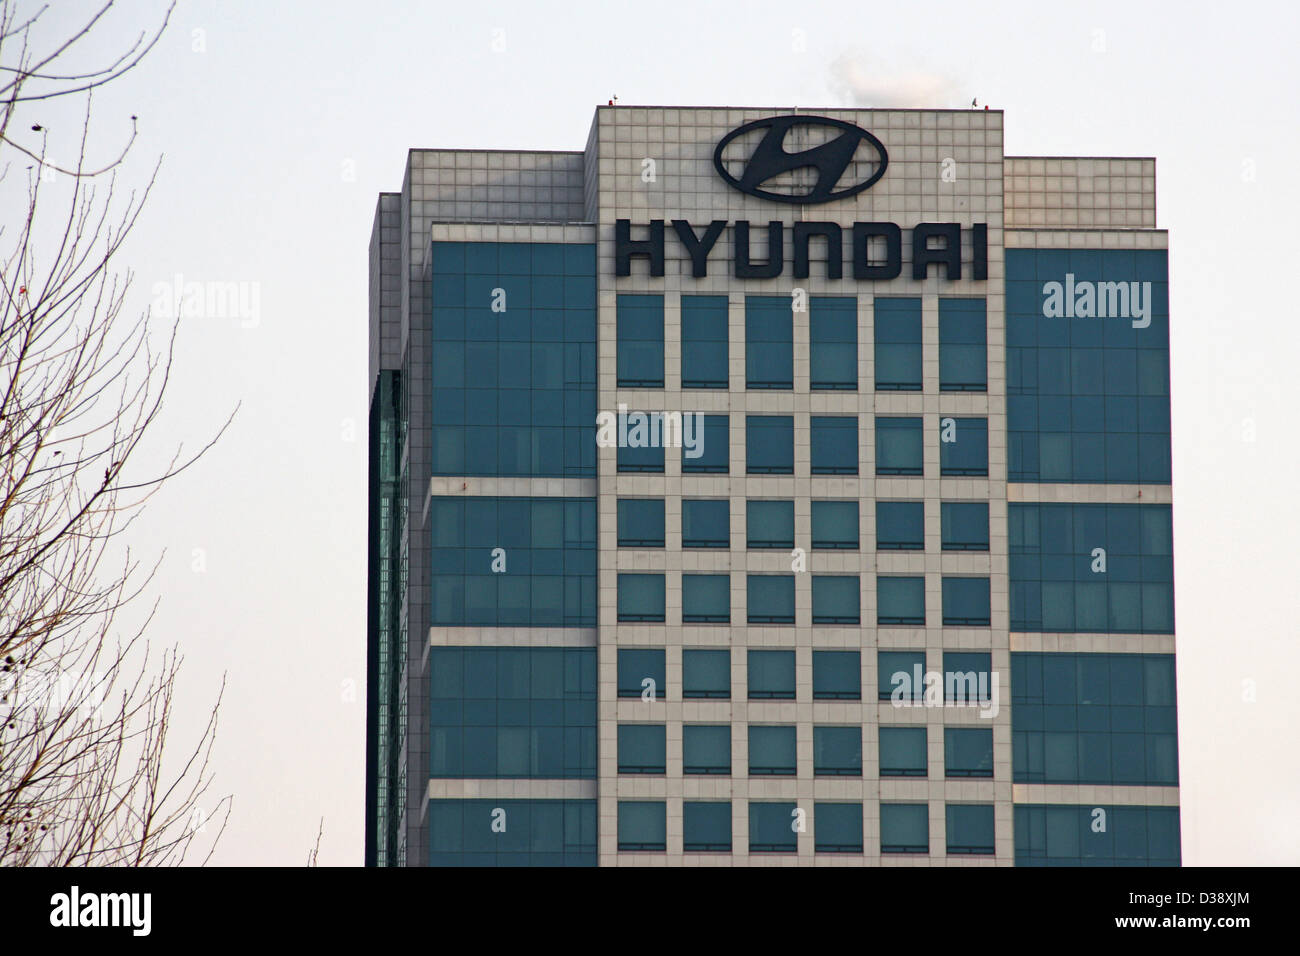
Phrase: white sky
[{"left": 14, "top": 0, "right": 1297, "bottom": 865}]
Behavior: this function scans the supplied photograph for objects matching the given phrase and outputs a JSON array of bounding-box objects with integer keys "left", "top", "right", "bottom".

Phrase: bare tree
[{"left": 0, "top": 0, "right": 233, "bottom": 865}]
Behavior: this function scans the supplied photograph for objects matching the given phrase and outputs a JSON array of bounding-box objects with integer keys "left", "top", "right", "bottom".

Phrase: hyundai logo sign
[{"left": 712, "top": 115, "right": 888, "bottom": 204}]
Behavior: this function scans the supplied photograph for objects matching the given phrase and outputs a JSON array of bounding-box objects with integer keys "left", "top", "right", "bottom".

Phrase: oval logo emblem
[{"left": 713, "top": 115, "right": 889, "bottom": 204}]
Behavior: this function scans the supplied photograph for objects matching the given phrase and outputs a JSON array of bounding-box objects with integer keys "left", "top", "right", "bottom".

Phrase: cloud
[{"left": 827, "top": 51, "right": 968, "bottom": 109}]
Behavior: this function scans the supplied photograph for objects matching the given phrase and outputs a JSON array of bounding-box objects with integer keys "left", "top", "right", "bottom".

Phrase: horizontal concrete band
[
  {"left": 427, "top": 779, "right": 597, "bottom": 801},
  {"left": 1012, "top": 784, "right": 1179, "bottom": 807}
]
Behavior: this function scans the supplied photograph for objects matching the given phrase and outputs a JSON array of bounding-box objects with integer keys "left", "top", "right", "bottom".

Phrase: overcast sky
[{"left": 16, "top": 0, "right": 1298, "bottom": 865}]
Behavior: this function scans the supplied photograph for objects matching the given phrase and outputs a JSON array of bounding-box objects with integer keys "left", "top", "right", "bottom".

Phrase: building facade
[{"left": 365, "top": 106, "right": 1179, "bottom": 867}]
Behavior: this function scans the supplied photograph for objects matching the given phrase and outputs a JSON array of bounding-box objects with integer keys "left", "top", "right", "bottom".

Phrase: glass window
[
  {"left": 746, "top": 297, "right": 793, "bottom": 389},
  {"left": 939, "top": 298, "right": 987, "bottom": 391},
  {"left": 876, "top": 501, "right": 924, "bottom": 550},
  {"left": 942, "top": 577, "right": 991, "bottom": 626},
  {"left": 811, "top": 500, "right": 858, "bottom": 549},
  {"left": 747, "top": 499, "right": 794, "bottom": 549},
  {"left": 877, "top": 576, "right": 925, "bottom": 625},
  {"left": 812, "top": 575, "right": 861, "bottom": 624},
  {"left": 945, "top": 727, "right": 994, "bottom": 777},
  {"left": 683, "top": 801, "right": 732, "bottom": 852},
  {"left": 880, "top": 804, "right": 929, "bottom": 854},
  {"left": 1014, "top": 804, "right": 1180, "bottom": 866},
  {"left": 815, "top": 803, "right": 863, "bottom": 853},
  {"left": 941, "top": 501, "right": 989, "bottom": 551},
  {"left": 944, "top": 652, "right": 993, "bottom": 703},
  {"left": 749, "top": 802, "right": 798, "bottom": 853},
  {"left": 616, "top": 648, "right": 665, "bottom": 699},
  {"left": 617, "top": 498, "right": 664, "bottom": 548},
  {"left": 813, "top": 650, "right": 861, "bottom": 700},
  {"left": 810, "top": 416, "right": 859, "bottom": 474},
  {"left": 617, "top": 801, "right": 665, "bottom": 851},
  {"left": 747, "top": 575, "right": 795, "bottom": 624},
  {"left": 683, "top": 414, "right": 729, "bottom": 473},
  {"left": 681, "top": 295, "right": 728, "bottom": 389},
  {"left": 939, "top": 417, "right": 988, "bottom": 476},
  {"left": 810, "top": 297, "right": 857, "bottom": 390},
  {"left": 874, "top": 297, "right": 922, "bottom": 390},
  {"left": 876, "top": 417, "right": 923, "bottom": 475},
  {"left": 617, "top": 724, "right": 666, "bottom": 774},
  {"left": 746, "top": 415, "right": 794, "bottom": 474},
  {"left": 682, "top": 649, "right": 730, "bottom": 699},
  {"left": 748, "top": 649, "right": 795, "bottom": 698},
  {"left": 616, "top": 294, "right": 663, "bottom": 387},
  {"left": 682, "top": 499, "right": 729, "bottom": 548},
  {"left": 616, "top": 416, "right": 664, "bottom": 473},
  {"left": 946, "top": 804, "right": 995, "bottom": 855},
  {"left": 617, "top": 573, "right": 665, "bottom": 622},
  {"left": 682, "top": 574, "right": 730, "bottom": 623},
  {"left": 813, "top": 726, "right": 862, "bottom": 776},
  {"left": 879, "top": 650, "right": 925, "bottom": 702},
  {"left": 683, "top": 725, "right": 731, "bottom": 775},
  {"left": 749, "top": 725, "right": 797, "bottom": 775},
  {"left": 879, "top": 727, "right": 928, "bottom": 777}
]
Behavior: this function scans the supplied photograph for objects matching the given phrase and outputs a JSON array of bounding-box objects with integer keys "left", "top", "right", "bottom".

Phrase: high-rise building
[{"left": 365, "top": 106, "right": 1178, "bottom": 867}]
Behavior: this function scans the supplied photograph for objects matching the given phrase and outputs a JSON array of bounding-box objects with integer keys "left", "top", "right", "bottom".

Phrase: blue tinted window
[
  {"left": 879, "top": 650, "right": 925, "bottom": 701},
  {"left": 683, "top": 414, "right": 728, "bottom": 473},
  {"left": 428, "top": 647, "right": 596, "bottom": 779},
  {"left": 749, "top": 802, "right": 798, "bottom": 853},
  {"left": 946, "top": 727, "right": 994, "bottom": 777},
  {"left": 683, "top": 574, "right": 730, "bottom": 623},
  {"left": 682, "top": 499, "right": 728, "bottom": 548},
  {"left": 749, "top": 725, "right": 797, "bottom": 775},
  {"left": 810, "top": 297, "right": 857, "bottom": 390},
  {"left": 811, "top": 416, "right": 859, "bottom": 474},
  {"left": 878, "top": 576, "right": 925, "bottom": 625},
  {"left": 944, "top": 652, "right": 993, "bottom": 703},
  {"left": 812, "top": 575, "right": 860, "bottom": 624},
  {"left": 747, "top": 415, "right": 794, "bottom": 474},
  {"left": 880, "top": 804, "right": 929, "bottom": 854},
  {"left": 617, "top": 724, "right": 666, "bottom": 774},
  {"left": 618, "top": 801, "right": 666, "bottom": 851},
  {"left": 681, "top": 295, "right": 728, "bottom": 389},
  {"left": 1015, "top": 804, "right": 1180, "bottom": 866},
  {"left": 943, "top": 577, "right": 991, "bottom": 626},
  {"left": 748, "top": 649, "right": 795, "bottom": 698},
  {"left": 1011, "top": 652, "right": 1178, "bottom": 786},
  {"left": 939, "top": 298, "right": 987, "bottom": 391},
  {"left": 430, "top": 496, "right": 596, "bottom": 627},
  {"left": 615, "top": 413, "right": 665, "bottom": 473},
  {"left": 617, "top": 498, "right": 664, "bottom": 547},
  {"left": 813, "top": 650, "right": 861, "bottom": 700},
  {"left": 940, "top": 417, "right": 988, "bottom": 476},
  {"left": 616, "top": 294, "right": 664, "bottom": 387},
  {"left": 748, "top": 575, "right": 796, "bottom": 624},
  {"left": 617, "top": 573, "right": 665, "bottom": 622},
  {"left": 879, "top": 727, "right": 927, "bottom": 777},
  {"left": 431, "top": 241, "right": 595, "bottom": 478},
  {"left": 874, "top": 298, "right": 922, "bottom": 390},
  {"left": 617, "top": 648, "right": 665, "bottom": 699},
  {"left": 877, "top": 501, "right": 924, "bottom": 550},
  {"left": 1009, "top": 503, "right": 1174, "bottom": 634},
  {"left": 682, "top": 649, "right": 730, "bottom": 699},
  {"left": 941, "top": 501, "right": 989, "bottom": 551},
  {"left": 428, "top": 799, "right": 595, "bottom": 867},
  {"left": 746, "top": 297, "right": 793, "bottom": 389},
  {"left": 811, "top": 500, "right": 859, "bottom": 549},
  {"left": 683, "top": 802, "right": 732, "bottom": 852},
  {"left": 1007, "top": 249, "right": 1171, "bottom": 484},
  {"left": 947, "top": 804, "right": 995, "bottom": 854},
  {"left": 748, "top": 499, "right": 794, "bottom": 548},
  {"left": 683, "top": 725, "right": 731, "bottom": 775},
  {"left": 813, "top": 726, "right": 862, "bottom": 776},
  {"left": 815, "top": 803, "right": 863, "bottom": 853},
  {"left": 876, "top": 417, "right": 923, "bottom": 475}
]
